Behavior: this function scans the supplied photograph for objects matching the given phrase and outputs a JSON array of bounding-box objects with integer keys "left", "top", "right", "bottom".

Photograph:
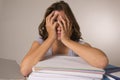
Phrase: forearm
[
  {"left": 62, "top": 39, "right": 108, "bottom": 68},
  {"left": 32, "top": 38, "right": 54, "bottom": 60},
  {"left": 20, "top": 37, "right": 54, "bottom": 76}
]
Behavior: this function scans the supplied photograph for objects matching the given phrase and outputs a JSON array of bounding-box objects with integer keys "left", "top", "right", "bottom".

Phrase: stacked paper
[{"left": 28, "top": 56, "right": 105, "bottom": 80}]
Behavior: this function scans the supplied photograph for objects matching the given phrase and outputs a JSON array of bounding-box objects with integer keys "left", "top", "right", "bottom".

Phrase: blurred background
[{"left": 0, "top": 0, "right": 120, "bottom": 66}]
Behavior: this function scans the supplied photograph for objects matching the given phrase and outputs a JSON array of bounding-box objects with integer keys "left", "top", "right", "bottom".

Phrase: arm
[
  {"left": 20, "top": 38, "right": 54, "bottom": 76},
  {"left": 62, "top": 39, "right": 109, "bottom": 68},
  {"left": 20, "top": 11, "right": 58, "bottom": 76},
  {"left": 58, "top": 15, "right": 109, "bottom": 69}
]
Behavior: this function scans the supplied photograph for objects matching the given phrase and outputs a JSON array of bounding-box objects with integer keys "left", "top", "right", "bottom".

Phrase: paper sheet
[
  {"left": 28, "top": 72, "right": 101, "bottom": 80},
  {"left": 110, "top": 71, "right": 120, "bottom": 77}
]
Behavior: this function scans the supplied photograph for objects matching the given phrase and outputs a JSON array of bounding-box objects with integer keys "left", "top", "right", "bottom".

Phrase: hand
[
  {"left": 45, "top": 11, "right": 58, "bottom": 40},
  {"left": 58, "top": 15, "right": 72, "bottom": 42}
]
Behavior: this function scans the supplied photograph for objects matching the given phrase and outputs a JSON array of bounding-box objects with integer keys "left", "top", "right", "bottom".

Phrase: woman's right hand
[{"left": 45, "top": 11, "right": 58, "bottom": 40}]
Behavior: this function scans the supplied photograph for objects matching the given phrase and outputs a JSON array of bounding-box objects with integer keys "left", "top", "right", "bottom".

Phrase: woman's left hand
[{"left": 58, "top": 15, "right": 72, "bottom": 42}]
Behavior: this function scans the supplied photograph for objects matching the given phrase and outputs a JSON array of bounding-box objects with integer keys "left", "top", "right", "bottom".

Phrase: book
[
  {"left": 107, "top": 71, "right": 120, "bottom": 79},
  {"left": 28, "top": 72, "right": 101, "bottom": 80},
  {"left": 105, "top": 65, "right": 120, "bottom": 74},
  {"left": 110, "top": 71, "right": 120, "bottom": 78},
  {"left": 105, "top": 75, "right": 115, "bottom": 80},
  {"left": 104, "top": 64, "right": 120, "bottom": 80},
  {"left": 28, "top": 56, "right": 105, "bottom": 80}
]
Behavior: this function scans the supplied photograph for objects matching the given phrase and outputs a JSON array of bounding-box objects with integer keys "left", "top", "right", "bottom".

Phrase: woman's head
[{"left": 39, "top": 1, "right": 82, "bottom": 41}]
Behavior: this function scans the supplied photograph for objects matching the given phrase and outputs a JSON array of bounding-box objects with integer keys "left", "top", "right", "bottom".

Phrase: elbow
[
  {"left": 20, "top": 63, "right": 32, "bottom": 77},
  {"left": 20, "top": 68, "right": 28, "bottom": 77},
  {"left": 20, "top": 67, "right": 31, "bottom": 77},
  {"left": 93, "top": 56, "right": 109, "bottom": 69},
  {"left": 20, "top": 68, "right": 27, "bottom": 77},
  {"left": 96, "top": 60, "right": 108, "bottom": 69}
]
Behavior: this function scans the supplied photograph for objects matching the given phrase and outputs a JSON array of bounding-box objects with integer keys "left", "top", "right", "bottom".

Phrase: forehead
[{"left": 55, "top": 10, "right": 65, "bottom": 16}]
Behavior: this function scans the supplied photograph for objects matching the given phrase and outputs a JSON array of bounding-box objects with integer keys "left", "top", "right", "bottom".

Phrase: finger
[
  {"left": 64, "top": 15, "right": 70, "bottom": 26},
  {"left": 60, "top": 16, "right": 67, "bottom": 31},
  {"left": 64, "top": 15, "right": 72, "bottom": 32},
  {"left": 53, "top": 22, "right": 58, "bottom": 28},
  {"left": 58, "top": 20, "right": 62, "bottom": 27},
  {"left": 46, "top": 11, "right": 55, "bottom": 21},
  {"left": 58, "top": 20, "right": 64, "bottom": 31},
  {"left": 64, "top": 15, "right": 69, "bottom": 23},
  {"left": 51, "top": 13, "right": 58, "bottom": 24}
]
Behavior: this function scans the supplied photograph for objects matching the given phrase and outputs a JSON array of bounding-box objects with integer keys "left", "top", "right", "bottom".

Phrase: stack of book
[
  {"left": 104, "top": 65, "right": 120, "bottom": 80},
  {"left": 28, "top": 56, "right": 105, "bottom": 80}
]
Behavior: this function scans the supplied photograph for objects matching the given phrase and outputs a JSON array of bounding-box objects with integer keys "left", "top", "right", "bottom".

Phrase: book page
[
  {"left": 28, "top": 72, "right": 100, "bottom": 80},
  {"left": 33, "top": 56, "right": 104, "bottom": 73},
  {"left": 110, "top": 71, "right": 120, "bottom": 77}
]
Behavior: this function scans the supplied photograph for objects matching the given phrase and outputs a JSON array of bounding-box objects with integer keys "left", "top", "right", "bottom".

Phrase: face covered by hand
[{"left": 54, "top": 11, "right": 72, "bottom": 41}]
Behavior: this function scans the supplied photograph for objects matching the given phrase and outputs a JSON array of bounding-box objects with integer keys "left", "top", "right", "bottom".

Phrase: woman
[{"left": 20, "top": 1, "right": 109, "bottom": 76}]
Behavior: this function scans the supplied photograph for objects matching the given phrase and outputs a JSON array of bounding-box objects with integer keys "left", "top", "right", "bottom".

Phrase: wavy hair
[{"left": 38, "top": 1, "right": 82, "bottom": 41}]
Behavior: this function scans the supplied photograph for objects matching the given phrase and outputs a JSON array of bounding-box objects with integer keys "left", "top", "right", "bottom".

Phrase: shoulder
[
  {"left": 35, "top": 37, "right": 44, "bottom": 44},
  {"left": 30, "top": 41, "right": 40, "bottom": 49},
  {"left": 31, "top": 37, "right": 43, "bottom": 48}
]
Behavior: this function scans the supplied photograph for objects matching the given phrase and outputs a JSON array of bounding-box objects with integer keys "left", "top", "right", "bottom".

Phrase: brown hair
[{"left": 38, "top": 1, "right": 82, "bottom": 41}]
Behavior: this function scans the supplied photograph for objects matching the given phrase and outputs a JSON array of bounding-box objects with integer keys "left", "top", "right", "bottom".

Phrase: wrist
[
  {"left": 61, "top": 37, "right": 71, "bottom": 45},
  {"left": 48, "top": 35, "right": 55, "bottom": 39}
]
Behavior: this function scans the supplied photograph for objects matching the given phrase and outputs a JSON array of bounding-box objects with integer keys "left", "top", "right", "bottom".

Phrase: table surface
[{"left": 0, "top": 58, "right": 25, "bottom": 80}]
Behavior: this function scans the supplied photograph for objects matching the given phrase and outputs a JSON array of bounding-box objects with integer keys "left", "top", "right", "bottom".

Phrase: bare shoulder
[
  {"left": 32, "top": 41, "right": 41, "bottom": 45},
  {"left": 30, "top": 41, "right": 41, "bottom": 49}
]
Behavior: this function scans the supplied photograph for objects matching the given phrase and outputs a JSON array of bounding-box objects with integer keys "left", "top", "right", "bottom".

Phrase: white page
[
  {"left": 32, "top": 56, "right": 104, "bottom": 79},
  {"left": 28, "top": 72, "right": 100, "bottom": 80},
  {"left": 106, "top": 75, "right": 115, "bottom": 80},
  {"left": 110, "top": 71, "right": 120, "bottom": 77},
  {"left": 33, "top": 56, "right": 104, "bottom": 72},
  {"left": 35, "top": 70, "right": 103, "bottom": 78},
  {"left": 28, "top": 77, "right": 94, "bottom": 80}
]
